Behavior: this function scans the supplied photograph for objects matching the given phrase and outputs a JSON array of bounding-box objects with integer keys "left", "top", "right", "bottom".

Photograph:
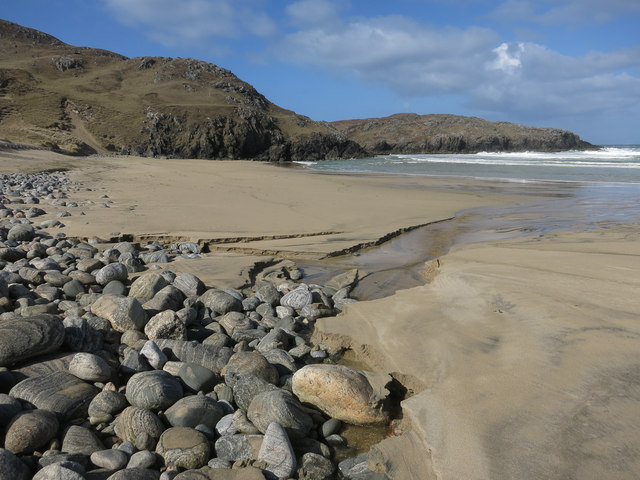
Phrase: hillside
[
  {"left": 332, "top": 113, "right": 593, "bottom": 154},
  {"left": 0, "top": 19, "right": 363, "bottom": 161},
  {"left": 0, "top": 20, "right": 593, "bottom": 159}
]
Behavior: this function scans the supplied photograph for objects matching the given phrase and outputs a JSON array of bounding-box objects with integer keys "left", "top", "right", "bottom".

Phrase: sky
[{"left": 2, "top": 0, "right": 639, "bottom": 145}]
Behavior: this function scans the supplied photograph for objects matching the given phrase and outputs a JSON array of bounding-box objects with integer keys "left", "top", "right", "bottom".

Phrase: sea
[{"left": 295, "top": 146, "right": 640, "bottom": 299}]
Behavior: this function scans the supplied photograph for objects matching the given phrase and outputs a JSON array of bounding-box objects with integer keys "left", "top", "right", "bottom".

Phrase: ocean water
[
  {"left": 296, "top": 146, "right": 640, "bottom": 299},
  {"left": 299, "top": 146, "right": 640, "bottom": 184}
]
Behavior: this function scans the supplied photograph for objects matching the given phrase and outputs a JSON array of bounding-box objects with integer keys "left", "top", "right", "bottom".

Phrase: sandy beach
[{"left": 3, "top": 148, "right": 640, "bottom": 479}]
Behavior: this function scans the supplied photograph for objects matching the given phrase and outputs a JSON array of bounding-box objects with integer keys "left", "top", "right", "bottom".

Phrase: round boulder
[
  {"left": 155, "top": 427, "right": 210, "bottom": 470},
  {"left": 126, "top": 370, "right": 183, "bottom": 411},
  {"left": 4, "top": 409, "right": 59, "bottom": 454},
  {"left": 292, "top": 364, "right": 389, "bottom": 425}
]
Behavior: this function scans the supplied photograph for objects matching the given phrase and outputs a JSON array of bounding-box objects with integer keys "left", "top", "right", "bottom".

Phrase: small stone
[
  {"left": 95, "top": 262, "right": 128, "bottom": 285},
  {"left": 68, "top": 352, "right": 111, "bottom": 382},
  {"left": 128, "top": 450, "right": 157, "bottom": 469},
  {"left": 140, "top": 340, "right": 168, "bottom": 369},
  {"left": 90, "top": 448, "right": 128, "bottom": 470},
  {"left": 321, "top": 418, "right": 342, "bottom": 438},
  {"left": 280, "top": 284, "right": 312, "bottom": 310}
]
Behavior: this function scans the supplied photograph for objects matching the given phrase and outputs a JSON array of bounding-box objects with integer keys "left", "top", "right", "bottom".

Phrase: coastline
[{"left": 3, "top": 149, "right": 640, "bottom": 479}]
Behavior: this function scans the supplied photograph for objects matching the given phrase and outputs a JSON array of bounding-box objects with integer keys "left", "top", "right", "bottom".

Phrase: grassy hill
[{"left": 0, "top": 20, "right": 593, "bottom": 159}]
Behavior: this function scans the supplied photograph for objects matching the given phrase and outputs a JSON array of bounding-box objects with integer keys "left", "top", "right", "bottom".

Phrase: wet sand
[{"left": 3, "top": 149, "right": 640, "bottom": 479}]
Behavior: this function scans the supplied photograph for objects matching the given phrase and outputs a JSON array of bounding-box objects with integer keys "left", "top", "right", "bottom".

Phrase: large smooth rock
[
  {"left": 155, "top": 427, "right": 210, "bottom": 470},
  {"left": 164, "top": 395, "right": 225, "bottom": 429},
  {"left": 223, "top": 351, "right": 279, "bottom": 388},
  {"left": 4, "top": 409, "right": 59, "bottom": 454},
  {"left": 247, "top": 390, "right": 313, "bottom": 439},
  {"left": 10, "top": 371, "right": 99, "bottom": 421},
  {"left": 68, "top": 352, "right": 111, "bottom": 382},
  {"left": 62, "top": 425, "right": 105, "bottom": 455},
  {"left": 95, "top": 262, "right": 129, "bottom": 285},
  {"left": 280, "top": 284, "right": 312, "bottom": 310},
  {"left": 153, "top": 339, "right": 233, "bottom": 373},
  {"left": 129, "top": 273, "right": 169, "bottom": 303},
  {"left": 255, "top": 284, "right": 281, "bottom": 307},
  {"left": 0, "top": 448, "right": 31, "bottom": 480},
  {"left": 115, "top": 406, "right": 166, "bottom": 443},
  {"left": 91, "top": 295, "right": 148, "bottom": 332},
  {"left": 0, "top": 314, "right": 65, "bottom": 367},
  {"left": 125, "top": 370, "right": 183, "bottom": 411},
  {"left": 257, "top": 422, "right": 296, "bottom": 479},
  {"left": 292, "top": 364, "right": 389, "bottom": 425}
]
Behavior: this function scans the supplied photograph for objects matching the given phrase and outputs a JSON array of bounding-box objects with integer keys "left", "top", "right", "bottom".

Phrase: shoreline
[{"left": 3, "top": 149, "right": 640, "bottom": 479}]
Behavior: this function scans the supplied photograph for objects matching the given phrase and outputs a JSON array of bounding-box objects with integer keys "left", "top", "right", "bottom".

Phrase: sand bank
[{"left": 317, "top": 226, "right": 640, "bottom": 479}]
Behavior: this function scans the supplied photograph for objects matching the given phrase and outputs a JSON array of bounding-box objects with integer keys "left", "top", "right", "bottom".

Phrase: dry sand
[{"left": 3, "top": 149, "right": 640, "bottom": 479}]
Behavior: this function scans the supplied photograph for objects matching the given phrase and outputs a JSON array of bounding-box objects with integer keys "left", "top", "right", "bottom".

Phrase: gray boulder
[
  {"left": 91, "top": 295, "right": 148, "bottom": 332},
  {"left": 247, "top": 390, "right": 313, "bottom": 439},
  {"left": 125, "top": 370, "right": 183, "bottom": 411},
  {"left": 0, "top": 314, "right": 65, "bottom": 367}
]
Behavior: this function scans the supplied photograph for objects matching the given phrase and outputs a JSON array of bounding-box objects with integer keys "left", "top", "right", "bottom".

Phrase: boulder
[
  {"left": 115, "top": 406, "right": 166, "bottom": 443},
  {"left": 223, "top": 351, "right": 279, "bottom": 388},
  {"left": 68, "top": 352, "right": 111, "bottom": 382},
  {"left": 292, "top": 364, "right": 389, "bottom": 425},
  {"left": 0, "top": 314, "right": 65, "bottom": 367},
  {"left": 155, "top": 427, "right": 210, "bottom": 470},
  {"left": 4, "top": 409, "right": 59, "bottom": 454},
  {"left": 257, "top": 422, "right": 297, "bottom": 479},
  {"left": 125, "top": 370, "right": 183, "bottom": 411},
  {"left": 91, "top": 295, "right": 148, "bottom": 332},
  {"left": 247, "top": 390, "right": 313, "bottom": 439},
  {"left": 164, "top": 395, "right": 224, "bottom": 429}
]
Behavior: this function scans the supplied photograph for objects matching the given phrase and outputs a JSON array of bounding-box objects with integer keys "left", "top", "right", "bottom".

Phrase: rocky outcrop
[{"left": 332, "top": 113, "right": 595, "bottom": 154}]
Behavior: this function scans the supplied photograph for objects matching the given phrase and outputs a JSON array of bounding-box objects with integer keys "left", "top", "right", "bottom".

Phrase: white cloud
[
  {"left": 103, "top": 0, "right": 275, "bottom": 52},
  {"left": 277, "top": 16, "right": 499, "bottom": 95}
]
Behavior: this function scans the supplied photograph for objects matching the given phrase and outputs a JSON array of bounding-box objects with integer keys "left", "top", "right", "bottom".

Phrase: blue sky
[{"left": 2, "top": 0, "right": 639, "bottom": 144}]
